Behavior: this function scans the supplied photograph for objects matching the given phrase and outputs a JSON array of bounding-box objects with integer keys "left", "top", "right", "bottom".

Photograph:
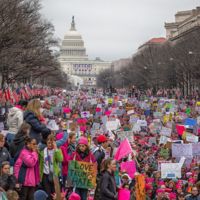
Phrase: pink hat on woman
[
  {"left": 69, "top": 192, "right": 81, "bottom": 200},
  {"left": 78, "top": 136, "right": 88, "bottom": 146}
]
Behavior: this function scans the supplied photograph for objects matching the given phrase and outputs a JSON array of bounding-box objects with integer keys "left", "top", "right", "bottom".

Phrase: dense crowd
[{"left": 0, "top": 89, "right": 199, "bottom": 200}]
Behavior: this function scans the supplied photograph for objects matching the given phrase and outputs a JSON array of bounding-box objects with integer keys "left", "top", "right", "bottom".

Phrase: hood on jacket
[
  {"left": 13, "top": 133, "right": 27, "bottom": 145},
  {"left": 8, "top": 107, "right": 22, "bottom": 117}
]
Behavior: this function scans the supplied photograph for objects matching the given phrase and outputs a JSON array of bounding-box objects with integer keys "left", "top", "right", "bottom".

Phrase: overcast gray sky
[{"left": 41, "top": 0, "right": 199, "bottom": 61}]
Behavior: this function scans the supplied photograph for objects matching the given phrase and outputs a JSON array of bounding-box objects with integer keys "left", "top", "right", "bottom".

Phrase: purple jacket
[{"left": 14, "top": 148, "right": 40, "bottom": 187}]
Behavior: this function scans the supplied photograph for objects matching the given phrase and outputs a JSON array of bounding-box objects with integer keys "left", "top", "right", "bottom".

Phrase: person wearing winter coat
[
  {"left": 7, "top": 100, "right": 28, "bottom": 144},
  {"left": 0, "top": 161, "right": 17, "bottom": 191},
  {"left": 93, "top": 134, "right": 109, "bottom": 200},
  {"left": 9, "top": 122, "right": 31, "bottom": 162},
  {"left": 14, "top": 137, "right": 39, "bottom": 200},
  {"left": 186, "top": 186, "right": 200, "bottom": 200},
  {"left": 0, "top": 134, "right": 11, "bottom": 167},
  {"left": 99, "top": 158, "right": 118, "bottom": 200},
  {"left": 39, "top": 134, "right": 63, "bottom": 200},
  {"left": 24, "top": 99, "right": 51, "bottom": 143},
  {"left": 70, "top": 136, "right": 96, "bottom": 200},
  {"left": 56, "top": 132, "right": 76, "bottom": 188}
]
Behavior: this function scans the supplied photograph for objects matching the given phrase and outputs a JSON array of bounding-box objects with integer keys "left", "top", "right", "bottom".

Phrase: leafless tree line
[
  {"left": 97, "top": 27, "right": 200, "bottom": 96},
  {"left": 0, "top": 0, "right": 68, "bottom": 88}
]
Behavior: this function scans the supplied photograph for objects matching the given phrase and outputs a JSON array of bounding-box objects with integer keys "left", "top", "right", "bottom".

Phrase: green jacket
[{"left": 39, "top": 148, "right": 63, "bottom": 180}]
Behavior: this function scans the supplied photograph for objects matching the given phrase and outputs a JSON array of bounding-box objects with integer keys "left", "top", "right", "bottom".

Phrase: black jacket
[
  {"left": 93, "top": 147, "right": 105, "bottom": 173},
  {"left": 186, "top": 195, "right": 200, "bottom": 200},
  {"left": 100, "top": 170, "right": 117, "bottom": 200},
  {"left": 0, "top": 147, "right": 10, "bottom": 166},
  {"left": 9, "top": 132, "right": 26, "bottom": 160},
  {"left": 24, "top": 111, "right": 51, "bottom": 143},
  {"left": 0, "top": 174, "right": 16, "bottom": 191}
]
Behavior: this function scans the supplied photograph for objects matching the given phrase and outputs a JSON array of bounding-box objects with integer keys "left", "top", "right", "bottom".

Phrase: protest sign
[
  {"left": 92, "top": 122, "right": 100, "bottom": 130},
  {"left": 149, "top": 137, "right": 157, "bottom": 146},
  {"left": 137, "top": 119, "right": 147, "bottom": 127},
  {"left": 108, "top": 98, "right": 113, "bottom": 104},
  {"left": 153, "top": 112, "right": 163, "bottom": 118},
  {"left": 179, "top": 157, "right": 186, "bottom": 167},
  {"left": 114, "top": 139, "right": 132, "bottom": 161},
  {"left": 130, "top": 115, "right": 139, "bottom": 124},
  {"left": 159, "top": 136, "right": 169, "bottom": 145},
  {"left": 160, "top": 127, "right": 172, "bottom": 137},
  {"left": 81, "top": 111, "right": 90, "bottom": 118},
  {"left": 184, "top": 118, "right": 197, "bottom": 127},
  {"left": 90, "top": 99, "right": 97, "bottom": 105},
  {"left": 197, "top": 116, "right": 200, "bottom": 125},
  {"left": 106, "top": 120, "right": 119, "bottom": 131},
  {"left": 120, "top": 161, "right": 136, "bottom": 178},
  {"left": 118, "top": 188, "right": 131, "bottom": 200},
  {"left": 172, "top": 143, "right": 193, "bottom": 157},
  {"left": 68, "top": 160, "right": 97, "bottom": 189},
  {"left": 192, "top": 143, "right": 200, "bottom": 156},
  {"left": 176, "top": 125, "right": 185, "bottom": 136},
  {"left": 132, "top": 123, "right": 141, "bottom": 133},
  {"left": 117, "top": 131, "right": 134, "bottom": 143},
  {"left": 186, "top": 133, "right": 199, "bottom": 143},
  {"left": 161, "top": 163, "right": 181, "bottom": 178},
  {"left": 160, "top": 148, "right": 170, "bottom": 159},
  {"left": 157, "top": 160, "right": 172, "bottom": 171},
  {"left": 127, "top": 110, "right": 134, "bottom": 115}
]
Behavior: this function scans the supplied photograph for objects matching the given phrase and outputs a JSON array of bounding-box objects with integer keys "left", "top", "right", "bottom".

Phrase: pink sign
[
  {"left": 114, "top": 139, "right": 132, "bottom": 161},
  {"left": 120, "top": 161, "right": 136, "bottom": 178},
  {"left": 118, "top": 188, "right": 130, "bottom": 200}
]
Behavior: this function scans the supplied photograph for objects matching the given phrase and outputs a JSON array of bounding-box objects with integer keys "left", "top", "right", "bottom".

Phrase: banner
[
  {"left": 172, "top": 143, "right": 193, "bottom": 157},
  {"left": 68, "top": 160, "right": 97, "bottom": 189},
  {"left": 161, "top": 163, "right": 181, "bottom": 178}
]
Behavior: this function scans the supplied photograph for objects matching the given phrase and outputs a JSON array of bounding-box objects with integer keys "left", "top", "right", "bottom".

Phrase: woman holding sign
[{"left": 70, "top": 136, "right": 96, "bottom": 200}]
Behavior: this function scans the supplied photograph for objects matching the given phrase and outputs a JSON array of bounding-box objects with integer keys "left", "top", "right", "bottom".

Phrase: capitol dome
[{"left": 60, "top": 16, "right": 88, "bottom": 61}]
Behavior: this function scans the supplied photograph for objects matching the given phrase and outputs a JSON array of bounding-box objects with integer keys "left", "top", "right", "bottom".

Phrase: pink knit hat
[
  {"left": 69, "top": 192, "right": 81, "bottom": 200},
  {"left": 78, "top": 136, "right": 88, "bottom": 146}
]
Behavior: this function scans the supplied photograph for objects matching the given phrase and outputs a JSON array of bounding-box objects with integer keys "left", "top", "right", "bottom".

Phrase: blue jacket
[{"left": 24, "top": 111, "right": 51, "bottom": 143}]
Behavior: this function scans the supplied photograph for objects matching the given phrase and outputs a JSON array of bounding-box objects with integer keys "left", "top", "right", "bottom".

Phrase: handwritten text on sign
[{"left": 68, "top": 161, "right": 97, "bottom": 189}]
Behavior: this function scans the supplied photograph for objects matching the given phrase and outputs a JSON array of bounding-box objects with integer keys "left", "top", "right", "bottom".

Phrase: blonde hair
[
  {"left": 6, "top": 190, "right": 19, "bottom": 200},
  {"left": 26, "top": 99, "right": 41, "bottom": 118}
]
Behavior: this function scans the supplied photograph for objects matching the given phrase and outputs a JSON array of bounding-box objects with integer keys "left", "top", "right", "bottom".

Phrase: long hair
[
  {"left": 101, "top": 158, "right": 113, "bottom": 172},
  {"left": 26, "top": 99, "right": 41, "bottom": 118}
]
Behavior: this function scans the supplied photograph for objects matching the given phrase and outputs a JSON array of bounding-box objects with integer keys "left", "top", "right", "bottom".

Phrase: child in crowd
[
  {"left": 14, "top": 137, "right": 39, "bottom": 200},
  {"left": 0, "top": 161, "right": 17, "bottom": 191},
  {"left": 39, "top": 134, "right": 63, "bottom": 200},
  {"left": 0, "top": 134, "right": 11, "bottom": 167}
]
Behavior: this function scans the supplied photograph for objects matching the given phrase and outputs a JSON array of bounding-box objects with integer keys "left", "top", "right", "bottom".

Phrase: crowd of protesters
[{"left": 0, "top": 87, "right": 199, "bottom": 200}]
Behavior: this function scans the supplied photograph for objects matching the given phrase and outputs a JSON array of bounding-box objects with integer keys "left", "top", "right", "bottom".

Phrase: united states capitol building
[{"left": 59, "top": 17, "right": 111, "bottom": 87}]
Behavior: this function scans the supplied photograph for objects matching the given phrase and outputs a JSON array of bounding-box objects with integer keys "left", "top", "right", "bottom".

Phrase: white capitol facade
[{"left": 59, "top": 17, "right": 111, "bottom": 87}]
